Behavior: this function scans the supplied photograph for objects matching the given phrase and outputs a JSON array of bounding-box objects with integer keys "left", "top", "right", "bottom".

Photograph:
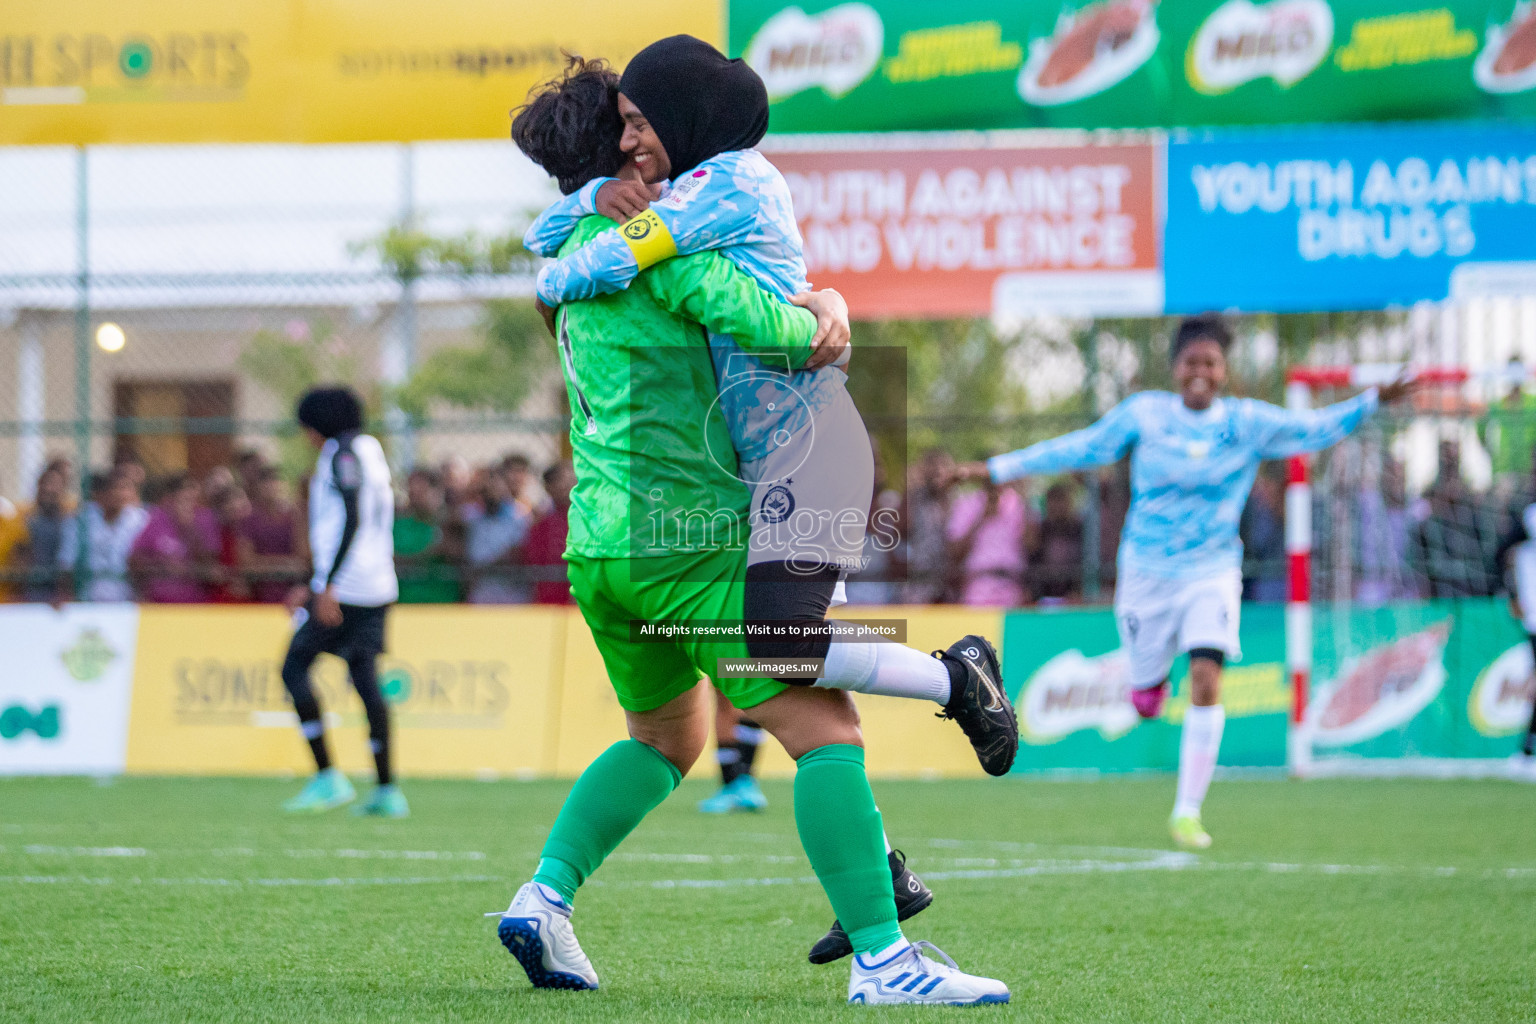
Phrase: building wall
[{"left": 0, "top": 299, "right": 565, "bottom": 502}]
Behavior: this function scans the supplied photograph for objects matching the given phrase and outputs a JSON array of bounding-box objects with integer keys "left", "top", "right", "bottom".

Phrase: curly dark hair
[
  {"left": 296, "top": 385, "right": 364, "bottom": 439},
  {"left": 511, "top": 55, "right": 626, "bottom": 195},
  {"left": 1171, "top": 312, "right": 1233, "bottom": 361}
]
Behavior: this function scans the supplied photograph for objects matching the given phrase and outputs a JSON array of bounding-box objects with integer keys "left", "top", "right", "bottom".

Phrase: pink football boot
[{"left": 1130, "top": 681, "right": 1168, "bottom": 720}]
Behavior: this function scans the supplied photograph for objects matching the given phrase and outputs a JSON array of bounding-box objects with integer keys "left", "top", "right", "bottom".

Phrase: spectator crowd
[
  {"left": 896, "top": 431, "right": 1535, "bottom": 607},
  {"left": 0, "top": 450, "right": 575, "bottom": 607},
  {"left": 0, "top": 421, "right": 1531, "bottom": 609}
]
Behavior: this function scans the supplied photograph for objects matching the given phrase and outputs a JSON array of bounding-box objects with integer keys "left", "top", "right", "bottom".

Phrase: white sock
[
  {"left": 1175, "top": 704, "right": 1225, "bottom": 820},
  {"left": 868, "top": 938, "right": 910, "bottom": 963},
  {"left": 815, "top": 642, "right": 952, "bottom": 704}
]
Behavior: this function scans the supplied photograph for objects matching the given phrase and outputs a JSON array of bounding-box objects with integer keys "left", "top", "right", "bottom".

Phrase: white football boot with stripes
[
  {"left": 488, "top": 882, "right": 599, "bottom": 991},
  {"left": 848, "top": 939, "right": 1009, "bottom": 1006}
]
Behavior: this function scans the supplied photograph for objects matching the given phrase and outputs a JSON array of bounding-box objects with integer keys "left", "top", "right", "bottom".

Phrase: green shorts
[{"left": 567, "top": 548, "right": 788, "bottom": 713}]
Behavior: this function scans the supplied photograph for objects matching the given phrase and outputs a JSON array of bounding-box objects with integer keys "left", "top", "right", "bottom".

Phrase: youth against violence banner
[
  {"left": 731, "top": 0, "right": 1536, "bottom": 134},
  {"left": 0, "top": 0, "right": 717, "bottom": 145},
  {"left": 764, "top": 139, "right": 1162, "bottom": 318}
]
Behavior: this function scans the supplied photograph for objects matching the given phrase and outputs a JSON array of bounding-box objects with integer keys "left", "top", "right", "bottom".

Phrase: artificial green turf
[{"left": 1, "top": 775, "right": 1532, "bottom": 1022}]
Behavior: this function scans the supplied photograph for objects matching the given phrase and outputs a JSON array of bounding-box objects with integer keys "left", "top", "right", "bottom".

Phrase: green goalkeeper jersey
[{"left": 556, "top": 215, "right": 816, "bottom": 560}]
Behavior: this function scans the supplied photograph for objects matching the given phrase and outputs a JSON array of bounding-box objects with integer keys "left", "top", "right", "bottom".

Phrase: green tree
[
  {"left": 394, "top": 299, "right": 558, "bottom": 420},
  {"left": 353, "top": 226, "right": 537, "bottom": 281},
  {"left": 848, "top": 318, "right": 1046, "bottom": 485},
  {"left": 238, "top": 319, "right": 374, "bottom": 480},
  {"left": 351, "top": 226, "right": 559, "bottom": 423}
]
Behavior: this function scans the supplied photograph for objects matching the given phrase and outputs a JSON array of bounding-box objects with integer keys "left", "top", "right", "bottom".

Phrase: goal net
[{"left": 1285, "top": 365, "right": 1535, "bottom": 777}]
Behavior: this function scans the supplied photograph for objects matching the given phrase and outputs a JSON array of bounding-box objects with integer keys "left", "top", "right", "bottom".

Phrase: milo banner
[
  {"left": 1301, "top": 599, "right": 1535, "bottom": 765},
  {"left": 1002, "top": 597, "right": 1536, "bottom": 773},
  {"left": 731, "top": 0, "right": 1536, "bottom": 133},
  {"left": 1003, "top": 603, "right": 1290, "bottom": 772}
]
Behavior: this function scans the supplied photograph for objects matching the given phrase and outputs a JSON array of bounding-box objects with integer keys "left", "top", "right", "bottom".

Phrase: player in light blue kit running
[{"left": 958, "top": 314, "right": 1417, "bottom": 849}]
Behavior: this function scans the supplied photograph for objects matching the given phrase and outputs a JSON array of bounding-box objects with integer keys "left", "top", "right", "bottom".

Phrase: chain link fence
[{"left": 3, "top": 143, "right": 1536, "bottom": 606}]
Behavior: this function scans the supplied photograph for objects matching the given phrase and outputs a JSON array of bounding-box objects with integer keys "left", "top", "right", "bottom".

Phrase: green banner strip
[
  {"left": 1002, "top": 597, "right": 1534, "bottom": 773},
  {"left": 731, "top": 1, "right": 1536, "bottom": 133}
]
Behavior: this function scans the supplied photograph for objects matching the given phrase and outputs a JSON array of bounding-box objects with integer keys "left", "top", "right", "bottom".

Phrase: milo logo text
[
  {"left": 745, "top": 3, "right": 884, "bottom": 101},
  {"left": 1019, "top": 649, "right": 1138, "bottom": 743},
  {"left": 1469, "top": 642, "right": 1536, "bottom": 736},
  {"left": 1187, "top": 0, "right": 1333, "bottom": 94}
]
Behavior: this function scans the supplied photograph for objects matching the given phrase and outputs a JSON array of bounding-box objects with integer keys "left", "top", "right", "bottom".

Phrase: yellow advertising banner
[
  {"left": 553, "top": 604, "right": 1002, "bottom": 780},
  {"left": 0, "top": 1, "right": 720, "bottom": 145},
  {"left": 809, "top": 605, "right": 1002, "bottom": 781},
  {"left": 125, "top": 604, "right": 569, "bottom": 778},
  {"left": 123, "top": 603, "right": 1000, "bottom": 780}
]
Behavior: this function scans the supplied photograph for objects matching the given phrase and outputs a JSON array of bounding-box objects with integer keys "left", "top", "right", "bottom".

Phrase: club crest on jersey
[
  {"left": 334, "top": 451, "right": 361, "bottom": 488},
  {"left": 1122, "top": 611, "right": 1140, "bottom": 640},
  {"left": 759, "top": 484, "right": 796, "bottom": 524},
  {"left": 657, "top": 167, "right": 711, "bottom": 210}
]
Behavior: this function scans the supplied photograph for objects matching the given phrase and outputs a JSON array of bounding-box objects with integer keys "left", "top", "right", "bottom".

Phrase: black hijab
[{"left": 618, "top": 35, "right": 769, "bottom": 178}]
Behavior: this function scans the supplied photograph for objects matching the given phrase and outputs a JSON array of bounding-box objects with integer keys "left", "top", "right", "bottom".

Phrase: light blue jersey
[
  {"left": 523, "top": 149, "right": 846, "bottom": 463},
  {"left": 987, "top": 389, "right": 1380, "bottom": 580}
]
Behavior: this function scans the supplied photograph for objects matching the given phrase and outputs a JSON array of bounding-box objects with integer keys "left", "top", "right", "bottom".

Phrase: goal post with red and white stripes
[{"left": 1282, "top": 363, "right": 1519, "bottom": 778}]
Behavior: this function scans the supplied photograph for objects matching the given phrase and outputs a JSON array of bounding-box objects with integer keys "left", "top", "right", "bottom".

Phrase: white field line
[
  {"left": 3, "top": 858, "right": 1534, "bottom": 890},
  {"left": 607, "top": 851, "right": 801, "bottom": 865},
  {"left": 3, "top": 845, "right": 789, "bottom": 864},
  {"left": 0, "top": 873, "right": 504, "bottom": 888},
  {"left": 289, "top": 848, "right": 488, "bottom": 861},
  {"left": 586, "top": 854, "right": 1536, "bottom": 890},
  {"left": 4, "top": 838, "right": 1534, "bottom": 890},
  {"left": 1, "top": 845, "right": 487, "bottom": 861},
  {"left": 18, "top": 845, "right": 148, "bottom": 857}
]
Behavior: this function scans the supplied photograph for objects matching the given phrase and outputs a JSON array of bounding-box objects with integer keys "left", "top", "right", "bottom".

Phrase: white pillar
[
  {"left": 1521, "top": 296, "right": 1536, "bottom": 365},
  {"left": 1285, "top": 380, "right": 1313, "bottom": 777},
  {"left": 1438, "top": 300, "right": 1459, "bottom": 368},
  {"left": 18, "top": 313, "right": 44, "bottom": 501},
  {"left": 382, "top": 143, "right": 417, "bottom": 475}
]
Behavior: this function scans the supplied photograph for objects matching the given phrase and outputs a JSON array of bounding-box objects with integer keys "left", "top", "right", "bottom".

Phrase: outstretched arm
[
  {"left": 1495, "top": 522, "right": 1527, "bottom": 578},
  {"left": 985, "top": 399, "right": 1142, "bottom": 483},
  {"left": 535, "top": 155, "right": 774, "bottom": 306},
  {"left": 1495, "top": 505, "right": 1536, "bottom": 574},
  {"left": 523, "top": 179, "right": 610, "bottom": 257},
  {"left": 1496, "top": 506, "right": 1536, "bottom": 616},
  {"left": 1252, "top": 390, "right": 1380, "bottom": 460},
  {"left": 644, "top": 250, "right": 815, "bottom": 365}
]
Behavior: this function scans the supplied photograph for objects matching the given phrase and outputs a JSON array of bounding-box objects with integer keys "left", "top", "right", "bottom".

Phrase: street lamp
[{"left": 95, "top": 321, "right": 125, "bottom": 353}]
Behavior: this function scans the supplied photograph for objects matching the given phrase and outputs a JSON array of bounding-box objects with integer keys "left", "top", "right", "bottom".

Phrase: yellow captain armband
[{"left": 619, "top": 209, "right": 678, "bottom": 269}]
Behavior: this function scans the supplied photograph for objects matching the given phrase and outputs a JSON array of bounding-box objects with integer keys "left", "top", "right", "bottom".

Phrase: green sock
[
  {"left": 794, "top": 744, "right": 902, "bottom": 955},
  {"left": 532, "top": 739, "right": 681, "bottom": 905}
]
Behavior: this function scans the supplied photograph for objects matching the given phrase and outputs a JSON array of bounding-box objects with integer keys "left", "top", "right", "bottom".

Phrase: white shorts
[
  {"left": 739, "top": 386, "right": 873, "bottom": 575},
  {"left": 1114, "top": 567, "right": 1242, "bottom": 689}
]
